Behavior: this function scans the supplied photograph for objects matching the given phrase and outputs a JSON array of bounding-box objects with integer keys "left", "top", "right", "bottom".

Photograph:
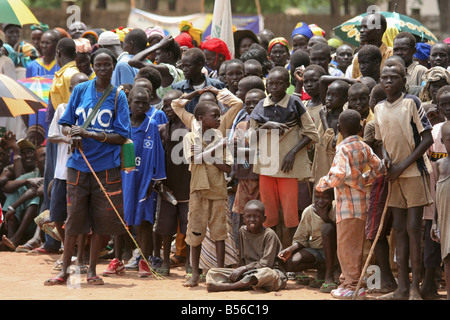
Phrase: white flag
[{"left": 211, "top": 0, "right": 235, "bottom": 58}]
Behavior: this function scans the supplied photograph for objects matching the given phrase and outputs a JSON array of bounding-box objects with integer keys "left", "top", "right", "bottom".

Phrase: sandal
[
  {"left": 295, "top": 274, "right": 311, "bottom": 285},
  {"left": 320, "top": 282, "right": 339, "bottom": 293},
  {"left": 309, "top": 278, "right": 325, "bottom": 288},
  {"left": 170, "top": 255, "right": 186, "bottom": 268},
  {"left": 155, "top": 267, "right": 170, "bottom": 276},
  {"left": 87, "top": 276, "right": 104, "bottom": 285},
  {"left": 44, "top": 277, "right": 67, "bottom": 286}
]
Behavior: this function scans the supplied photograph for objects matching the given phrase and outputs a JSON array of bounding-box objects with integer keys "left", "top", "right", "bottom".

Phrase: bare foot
[
  {"left": 2, "top": 235, "right": 16, "bottom": 251},
  {"left": 376, "top": 289, "right": 409, "bottom": 300},
  {"left": 206, "top": 282, "right": 230, "bottom": 292},
  {"left": 409, "top": 288, "right": 423, "bottom": 300},
  {"left": 183, "top": 274, "right": 199, "bottom": 287}
]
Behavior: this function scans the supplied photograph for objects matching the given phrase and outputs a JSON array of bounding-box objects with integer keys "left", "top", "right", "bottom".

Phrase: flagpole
[{"left": 255, "top": 0, "right": 261, "bottom": 16}]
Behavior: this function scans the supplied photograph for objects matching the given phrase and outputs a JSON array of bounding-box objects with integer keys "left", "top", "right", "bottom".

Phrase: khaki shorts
[
  {"left": 388, "top": 175, "right": 433, "bottom": 209},
  {"left": 186, "top": 191, "right": 228, "bottom": 247}
]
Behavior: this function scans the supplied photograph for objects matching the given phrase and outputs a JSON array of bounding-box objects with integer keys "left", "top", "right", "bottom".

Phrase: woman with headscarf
[
  {"left": 30, "top": 22, "right": 49, "bottom": 56},
  {"left": 15, "top": 41, "right": 39, "bottom": 79},
  {"left": 174, "top": 21, "right": 203, "bottom": 49},
  {"left": 74, "top": 37, "right": 95, "bottom": 80},
  {"left": 419, "top": 66, "right": 450, "bottom": 104},
  {"left": 268, "top": 37, "right": 290, "bottom": 68},
  {"left": 201, "top": 37, "right": 231, "bottom": 79}
]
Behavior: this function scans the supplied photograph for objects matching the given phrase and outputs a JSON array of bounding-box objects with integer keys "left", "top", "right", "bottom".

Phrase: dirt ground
[{"left": 0, "top": 250, "right": 447, "bottom": 302}]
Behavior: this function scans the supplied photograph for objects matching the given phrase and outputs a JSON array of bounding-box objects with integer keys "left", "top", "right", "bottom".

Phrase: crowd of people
[{"left": 0, "top": 11, "right": 449, "bottom": 300}]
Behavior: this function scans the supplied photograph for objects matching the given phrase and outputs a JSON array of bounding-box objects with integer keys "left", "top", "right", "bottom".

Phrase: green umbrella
[
  {"left": 0, "top": 0, "right": 39, "bottom": 26},
  {"left": 334, "top": 11, "right": 438, "bottom": 47}
]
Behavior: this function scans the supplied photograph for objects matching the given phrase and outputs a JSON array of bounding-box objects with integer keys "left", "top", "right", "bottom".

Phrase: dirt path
[{"left": 0, "top": 251, "right": 446, "bottom": 301}]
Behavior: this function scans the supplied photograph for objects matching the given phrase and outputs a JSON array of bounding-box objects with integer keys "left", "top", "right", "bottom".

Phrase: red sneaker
[
  {"left": 102, "top": 258, "right": 125, "bottom": 276},
  {"left": 138, "top": 259, "right": 152, "bottom": 278}
]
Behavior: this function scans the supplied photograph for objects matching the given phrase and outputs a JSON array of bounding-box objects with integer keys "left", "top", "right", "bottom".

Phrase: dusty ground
[{"left": 0, "top": 250, "right": 446, "bottom": 302}]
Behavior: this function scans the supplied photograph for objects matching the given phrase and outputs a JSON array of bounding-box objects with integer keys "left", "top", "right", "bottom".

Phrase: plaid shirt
[{"left": 316, "top": 135, "right": 384, "bottom": 223}]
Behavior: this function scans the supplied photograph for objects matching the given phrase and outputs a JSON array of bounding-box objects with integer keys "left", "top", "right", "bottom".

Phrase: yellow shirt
[
  {"left": 352, "top": 42, "right": 393, "bottom": 79},
  {"left": 50, "top": 61, "right": 79, "bottom": 109}
]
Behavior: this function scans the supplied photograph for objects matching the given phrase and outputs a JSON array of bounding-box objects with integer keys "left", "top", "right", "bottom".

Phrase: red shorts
[{"left": 259, "top": 175, "right": 299, "bottom": 228}]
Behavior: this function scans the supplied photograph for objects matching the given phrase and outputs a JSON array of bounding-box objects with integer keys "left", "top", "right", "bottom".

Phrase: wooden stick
[{"left": 353, "top": 183, "right": 391, "bottom": 300}]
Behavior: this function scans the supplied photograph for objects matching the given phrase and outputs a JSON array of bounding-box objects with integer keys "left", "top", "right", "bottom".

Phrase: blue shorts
[
  {"left": 303, "top": 247, "right": 325, "bottom": 264},
  {"left": 50, "top": 178, "right": 67, "bottom": 223}
]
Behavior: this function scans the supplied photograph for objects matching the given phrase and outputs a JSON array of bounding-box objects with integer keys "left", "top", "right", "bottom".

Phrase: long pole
[{"left": 353, "top": 184, "right": 391, "bottom": 300}]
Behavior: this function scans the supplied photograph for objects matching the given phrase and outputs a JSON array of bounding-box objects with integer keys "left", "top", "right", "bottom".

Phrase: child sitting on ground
[
  {"left": 278, "top": 188, "right": 338, "bottom": 293},
  {"left": 316, "top": 109, "right": 386, "bottom": 299},
  {"left": 206, "top": 200, "right": 287, "bottom": 292}
]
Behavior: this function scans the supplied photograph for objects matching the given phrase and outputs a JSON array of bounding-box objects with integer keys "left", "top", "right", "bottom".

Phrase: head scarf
[
  {"left": 309, "top": 24, "right": 325, "bottom": 37},
  {"left": 178, "top": 21, "right": 203, "bottom": 46},
  {"left": 31, "top": 22, "right": 49, "bottom": 32},
  {"left": 175, "top": 32, "right": 195, "bottom": 48},
  {"left": 328, "top": 37, "right": 343, "bottom": 49},
  {"left": 74, "top": 37, "right": 92, "bottom": 53},
  {"left": 54, "top": 27, "right": 71, "bottom": 39},
  {"left": 201, "top": 38, "right": 231, "bottom": 60},
  {"left": 2, "top": 43, "right": 18, "bottom": 66},
  {"left": 145, "top": 26, "right": 165, "bottom": 39},
  {"left": 268, "top": 37, "right": 289, "bottom": 54},
  {"left": 81, "top": 30, "right": 100, "bottom": 44},
  {"left": 111, "top": 27, "right": 133, "bottom": 42},
  {"left": 17, "top": 41, "right": 38, "bottom": 68},
  {"left": 419, "top": 66, "right": 450, "bottom": 102},
  {"left": 414, "top": 42, "right": 431, "bottom": 61},
  {"left": 291, "top": 22, "right": 313, "bottom": 40}
]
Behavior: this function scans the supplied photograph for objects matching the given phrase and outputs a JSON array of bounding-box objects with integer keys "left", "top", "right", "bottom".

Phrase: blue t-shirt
[
  {"left": 58, "top": 79, "right": 131, "bottom": 173},
  {"left": 122, "top": 109, "right": 166, "bottom": 225},
  {"left": 111, "top": 54, "right": 138, "bottom": 86},
  {"left": 146, "top": 106, "right": 167, "bottom": 125},
  {"left": 25, "top": 58, "right": 60, "bottom": 79}
]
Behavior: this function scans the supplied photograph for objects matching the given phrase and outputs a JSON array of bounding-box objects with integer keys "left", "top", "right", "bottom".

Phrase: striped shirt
[{"left": 316, "top": 135, "right": 384, "bottom": 223}]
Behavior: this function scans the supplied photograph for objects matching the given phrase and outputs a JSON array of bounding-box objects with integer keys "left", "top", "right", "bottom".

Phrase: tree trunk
[
  {"left": 97, "top": 0, "right": 107, "bottom": 9},
  {"left": 143, "top": 0, "right": 158, "bottom": 11},
  {"left": 437, "top": 0, "right": 449, "bottom": 37},
  {"left": 330, "top": 0, "right": 341, "bottom": 17}
]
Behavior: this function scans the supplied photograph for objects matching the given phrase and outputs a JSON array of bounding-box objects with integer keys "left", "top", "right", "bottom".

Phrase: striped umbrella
[
  {"left": 17, "top": 76, "right": 52, "bottom": 104},
  {"left": 0, "top": 0, "right": 39, "bottom": 26},
  {"left": 0, "top": 74, "right": 47, "bottom": 117}
]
